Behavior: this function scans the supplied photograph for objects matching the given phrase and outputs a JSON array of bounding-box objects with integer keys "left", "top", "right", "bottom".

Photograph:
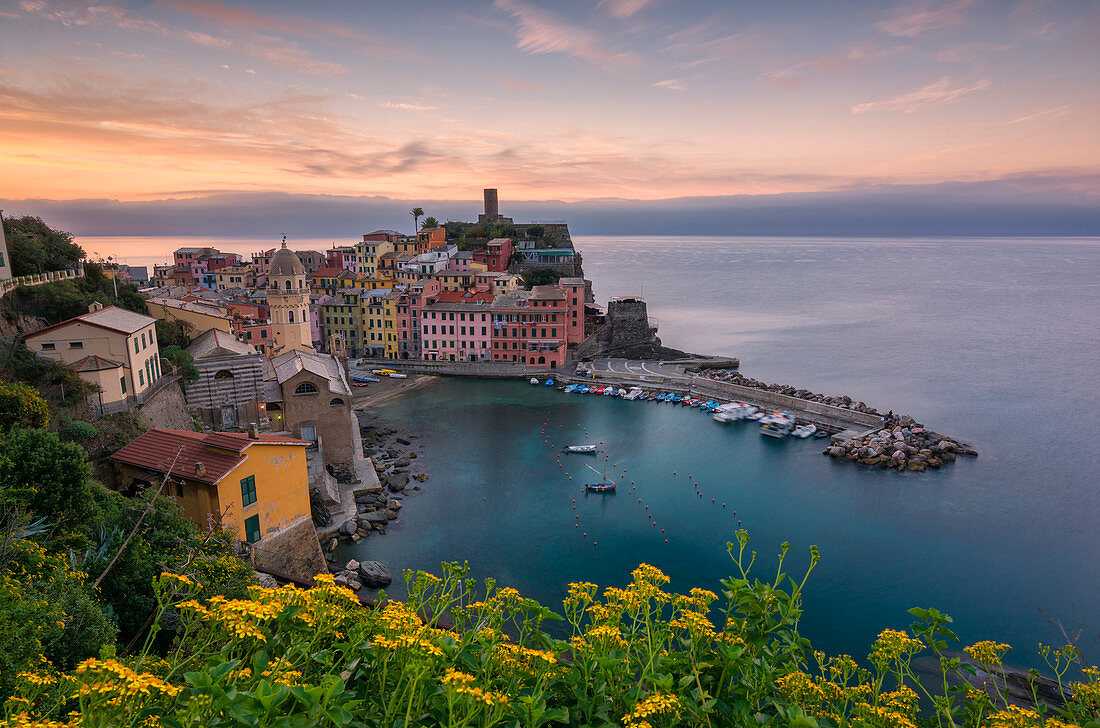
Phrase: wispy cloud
[
  {"left": 877, "top": 0, "right": 976, "bottom": 37},
  {"left": 378, "top": 101, "right": 439, "bottom": 112},
  {"left": 1009, "top": 105, "right": 1071, "bottom": 124},
  {"left": 598, "top": 0, "right": 654, "bottom": 19},
  {"left": 493, "top": 0, "right": 640, "bottom": 69},
  {"left": 851, "top": 76, "right": 990, "bottom": 114},
  {"left": 651, "top": 79, "right": 683, "bottom": 90},
  {"left": 766, "top": 43, "right": 904, "bottom": 91}
]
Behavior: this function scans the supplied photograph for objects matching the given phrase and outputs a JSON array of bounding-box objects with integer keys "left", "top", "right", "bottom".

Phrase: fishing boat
[
  {"left": 563, "top": 384, "right": 578, "bottom": 393},
  {"left": 583, "top": 461, "right": 617, "bottom": 492},
  {"left": 389, "top": 373, "right": 407, "bottom": 379},
  {"left": 562, "top": 444, "right": 598, "bottom": 453},
  {"left": 747, "top": 411, "right": 765, "bottom": 421},
  {"left": 530, "top": 377, "right": 539, "bottom": 385},
  {"left": 813, "top": 428, "right": 831, "bottom": 439},
  {"left": 351, "top": 375, "right": 380, "bottom": 383},
  {"left": 545, "top": 378, "right": 554, "bottom": 387},
  {"left": 760, "top": 412, "right": 795, "bottom": 438},
  {"left": 791, "top": 423, "right": 817, "bottom": 439},
  {"left": 624, "top": 387, "right": 643, "bottom": 400}
]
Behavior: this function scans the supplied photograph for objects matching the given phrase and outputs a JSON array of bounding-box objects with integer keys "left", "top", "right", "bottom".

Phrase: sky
[{"left": 1, "top": 0, "right": 1098, "bottom": 235}]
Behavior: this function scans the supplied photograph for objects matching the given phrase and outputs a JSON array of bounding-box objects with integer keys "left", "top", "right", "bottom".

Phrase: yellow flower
[
  {"left": 964, "top": 640, "right": 1011, "bottom": 666},
  {"left": 869, "top": 629, "right": 923, "bottom": 665}
]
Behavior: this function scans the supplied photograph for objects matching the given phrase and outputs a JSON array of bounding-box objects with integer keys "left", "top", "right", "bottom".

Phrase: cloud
[
  {"left": 877, "top": 0, "right": 977, "bottom": 37},
  {"left": 651, "top": 79, "right": 683, "bottom": 90},
  {"left": 598, "top": 0, "right": 654, "bottom": 19},
  {"left": 493, "top": 0, "right": 641, "bottom": 69},
  {"left": 378, "top": 101, "right": 439, "bottom": 112},
  {"left": 1008, "top": 105, "right": 1071, "bottom": 124},
  {"left": 765, "top": 43, "right": 902, "bottom": 91},
  {"left": 851, "top": 76, "right": 990, "bottom": 114}
]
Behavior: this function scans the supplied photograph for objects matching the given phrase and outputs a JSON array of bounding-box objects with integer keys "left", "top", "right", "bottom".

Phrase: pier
[{"left": 348, "top": 357, "right": 883, "bottom": 437}]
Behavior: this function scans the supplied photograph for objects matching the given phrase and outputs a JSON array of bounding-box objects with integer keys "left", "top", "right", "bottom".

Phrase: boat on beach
[{"left": 624, "top": 387, "right": 643, "bottom": 400}]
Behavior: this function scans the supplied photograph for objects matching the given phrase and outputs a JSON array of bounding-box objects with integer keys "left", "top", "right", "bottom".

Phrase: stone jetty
[
  {"left": 703, "top": 370, "right": 886, "bottom": 417},
  {"left": 824, "top": 414, "right": 978, "bottom": 471}
]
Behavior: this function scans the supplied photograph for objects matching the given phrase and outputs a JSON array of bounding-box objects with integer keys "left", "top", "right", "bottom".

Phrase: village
[{"left": 1, "top": 191, "right": 617, "bottom": 589}]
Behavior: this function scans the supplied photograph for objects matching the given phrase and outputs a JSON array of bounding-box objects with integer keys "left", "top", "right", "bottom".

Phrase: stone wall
[
  {"left": 137, "top": 378, "right": 193, "bottom": 430},
  {"left": 252, "top": 515, "right": 328, "bottom": 582},
  {"left": 607, "top": 298, "right": 657, "bottom": 349}
]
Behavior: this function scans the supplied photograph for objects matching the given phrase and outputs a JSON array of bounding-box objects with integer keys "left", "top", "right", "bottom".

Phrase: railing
[{"left": 0, "top": 267, "right": 84, "bottom": 298}]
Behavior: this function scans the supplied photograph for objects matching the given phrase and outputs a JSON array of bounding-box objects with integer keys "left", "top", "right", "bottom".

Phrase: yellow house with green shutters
[{"left": 111, "top": 428, "right": 311, "bottom": 547}]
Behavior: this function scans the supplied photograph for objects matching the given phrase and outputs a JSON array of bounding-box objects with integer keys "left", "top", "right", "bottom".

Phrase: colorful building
[
  {"left": 24, "top": 304, "right": 162, "bottom": 410},
  {"left": 490, "top": 285, "right": 576, "bottom": 368},
  {"left": 420, "top": 290, "right": 495, "bottom": 362},
  {"left": 111, "top": 428, "right": 311, "bottom": 546},
  {"left": 472, "top": 238, "right": 514, "bottom": 272}
]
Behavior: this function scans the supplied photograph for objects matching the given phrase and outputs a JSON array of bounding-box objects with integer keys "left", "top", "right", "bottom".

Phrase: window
[
  {"left": 69, "top": 341, "right": 83, "bottom": 349},
  {"left": 289, "top": 310, "right": 295, "bottom": 323},
  {"left": 141, "top": 332, "right": 147, "bottom": 348},
  {"left": 241, "top": 475, "right": 257, "bottom": 507},
  {"left": 214, "top": 369, "right": 233, "bottom": 380},
  {"left": 134, "top": 337, "right": 140, "bottom": 353},
  {"left": 244, "top": 514, "right": 261, "bottom": 544},
  {"left": 41, "top": 342, "right": 55, "bottom": 351},
  {"left": 330, "top": 397, "right": 345, "bottom": 406},
  {"left": 176, "top": 482, "right": 184, "bottom": 498},
  {"left": 121, "top": 376, "right": 126, "bottom": 394},
  {"left": 138, "top": 369, "right": 145, "bottom": 386},
  {"left": 261, "top": 330, "right": 267, "bottom": 338},
  {"left": 294, "top": 382, "right": 318, "bottom": 395}
]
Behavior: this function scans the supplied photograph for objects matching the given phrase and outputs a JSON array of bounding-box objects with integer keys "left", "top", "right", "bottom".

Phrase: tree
[
  {"left": 0, "top": 427, "right": 93, "bottom": 524},
  {"left": 421, "top": 216, "right": 439, "bottom": 230},
  {"left": 160, "top": 346, "right": 199, "bottom": 384},
  {"left": 525, "top": 225, "right": 544, "bottom": 239},
  {"left": 0, "top": 382, "right": 49, "bottom": 432},
  {"left": 156, "top": 319, "right": 193, "bottom": 349},
  {"left": 410, "top": 207, "right": 424, "bottom": 234},
  {"left": 1, "top": 215, "right": 84, "bottom": 277},
  {"left": 520, "top": 267, "right": 563, "bottom": 288}
]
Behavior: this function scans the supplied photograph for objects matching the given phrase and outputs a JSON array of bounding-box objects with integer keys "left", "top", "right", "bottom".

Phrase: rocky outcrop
[{"left": 824, "top": 415, "right": 977, "bottom": 471}]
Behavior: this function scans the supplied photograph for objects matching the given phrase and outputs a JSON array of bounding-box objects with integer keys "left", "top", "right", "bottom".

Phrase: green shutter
[
  {"left": 240, "top": 475, "right": 257, "bottom": 507},
  {"left": 244, "top": 515, "right": 261, "bottom": 544}
]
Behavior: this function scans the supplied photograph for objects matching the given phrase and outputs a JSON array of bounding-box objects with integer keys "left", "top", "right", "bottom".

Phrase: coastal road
[{"left": 587, "top": 359, "right": 687, "bottom": 379}]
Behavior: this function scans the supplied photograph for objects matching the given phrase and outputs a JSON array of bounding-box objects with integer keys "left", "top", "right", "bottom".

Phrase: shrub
[
  {"left": 59, "top": 419, "right": 98, "bottom": 442},
  {"left": 0, "top": 381, "right": 49, "bottom": 432},
  {"left": 5, "top": 534, "right": 1097, "bottom": 728}
]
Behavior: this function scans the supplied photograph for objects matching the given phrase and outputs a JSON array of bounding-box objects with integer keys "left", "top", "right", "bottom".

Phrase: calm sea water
[{"left": 343, "top": 236, "right": 1100, "bottom": 668}]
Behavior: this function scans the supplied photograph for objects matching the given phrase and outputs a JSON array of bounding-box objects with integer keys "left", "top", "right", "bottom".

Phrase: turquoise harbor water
[{"left": 347, "top": 236, "right": 1100, "bottom": 667}]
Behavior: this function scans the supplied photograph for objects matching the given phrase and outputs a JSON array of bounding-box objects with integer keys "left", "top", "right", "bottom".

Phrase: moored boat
[
  {"left": 760, "top": 412, "right": 795, "bottom": 438},
  {"left": 530, "top": 377, "right": 539, "bottom": 385},
  {"left": 562, "top": 444, "right": 598, "bottom": 453},
  {"left": 791, "top": 423, "right": 817, "bottom": 439}
]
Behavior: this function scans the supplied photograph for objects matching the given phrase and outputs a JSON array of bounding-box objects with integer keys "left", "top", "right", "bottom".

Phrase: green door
[{"left": 244, "top": 515, "right": 261, "bottom": 544}]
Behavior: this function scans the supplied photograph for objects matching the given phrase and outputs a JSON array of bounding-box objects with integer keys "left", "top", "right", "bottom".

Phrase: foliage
[
  {"left": 421, "top": 216, "right": 440, "bottom": 230},
  {"left": 5, "top": 533, "right": 1097, "bottom": 728},
  {"left": 2, "top": 270, "right": 146, "bottom": 327},
  {"left": 410, "top": 207, "right": 425, "bottom": 234},
  {"left": 58, "top": 420, "right": 97, "bottom": 442},
  {"left": 0, "top": 215, "right": 84, "bottom": 277},
  {"left": 520, "top": 267, "right": 563, "bottom": 288},
  {"left": 159, "top": 346, "right": 199, "bottom": 385},
  {"left": 526, "top": 225, "right": 545, "bottom": 239},
  {"left": 0, "top": 540, "right": 117, "bottom": 697},
  {"left": 0, "top": 382, "right": 49, "bottom": 432},
  {"left": 0, "top": 428, "right": 92, "bottom": 525},
  {"left": 156, "top": 319, "right": 193, "bottom": 350}
]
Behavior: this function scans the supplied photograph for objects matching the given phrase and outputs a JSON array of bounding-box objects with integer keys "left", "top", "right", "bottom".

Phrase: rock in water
[
  {"left": 357, "top": 561, "right": 391, "bottom": 588},
  {"left": 339, "top": 519, "right": 358, "bottom": 536}
]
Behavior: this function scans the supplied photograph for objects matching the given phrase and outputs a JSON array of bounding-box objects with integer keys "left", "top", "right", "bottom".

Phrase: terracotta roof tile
[{"left": 110, "top": 429, "right": 308, "bottom": 485}]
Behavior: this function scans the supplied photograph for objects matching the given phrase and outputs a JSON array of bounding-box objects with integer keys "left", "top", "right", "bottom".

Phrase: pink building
[
  {"left": 490, "top": 283, "right": 582, "bottom": 368},
  {"left": 447, "top": 250, "right": 474, "bottom": 271},
  {"left": 420, "top": 290, "right": 494, "bottom": 362},
  {"left": 559, "top": 277, "right": 587, "bottom": 346}
]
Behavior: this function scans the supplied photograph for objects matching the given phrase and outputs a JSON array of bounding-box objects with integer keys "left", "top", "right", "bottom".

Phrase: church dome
[{"left": 270, "top": 244, "right": 305, "bottom": 277}]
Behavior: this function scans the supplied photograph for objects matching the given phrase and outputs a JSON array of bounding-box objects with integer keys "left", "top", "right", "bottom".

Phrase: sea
[{"left": 81, "top": 234, "right": 1100, "bottom": 667}]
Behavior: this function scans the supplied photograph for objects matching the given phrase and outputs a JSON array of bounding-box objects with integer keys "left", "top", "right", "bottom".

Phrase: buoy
[
  {"left": 661, "top": 529, "right": 665, "bottom": 533},
  {"left": 631, "top": 480, "right": 634, "bottom": 484},
  {"left": 583, "top": 532, "right": 587, "bottom": 536},
  {"left": 575, "top": 524, "right": 578, "bottom": 528},
  {"left": 593, "top": 541, "right": 597, "bottom": 546},
  {"left": 712, "top": 498, "right": 715, "bottom": 502},
  {"left": 722, "top": 503, "right": 726, "bottom": 507}
]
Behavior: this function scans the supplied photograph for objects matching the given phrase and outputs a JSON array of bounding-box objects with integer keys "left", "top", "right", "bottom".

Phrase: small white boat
[
  {"left": 712, "top": 401, "right": 752, "bottom": 422},
  {"left": 624, "top": 387, "right": 643, "bottom": 400},
  {"left": 747, "top": 411, "right": 764, "bottom": 421},
  {"left": 791, "top": 423, "right": 817, "bottom": 439},
  {"left": 760, "top": 412, "right": 795, "bottom": 438},
  {"left": 530, "top": 378, "right": 539, "bottom": 385},
  {"left": 562, "top": 444, "right": 598, "bottom": 453},
  {"left": 388, "top": 372, "right": 407, "bottom": 379}
]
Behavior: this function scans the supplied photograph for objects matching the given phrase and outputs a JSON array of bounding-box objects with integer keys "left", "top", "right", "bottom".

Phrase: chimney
[
  {"left": 88, "top": 301, "right": 104, "bottom": 313},
  {"left": 248, "top": 423, "right": 259, "bottom": 440},
  {"left": 194, "top": 462, "right": 206, "bottom": 478}
]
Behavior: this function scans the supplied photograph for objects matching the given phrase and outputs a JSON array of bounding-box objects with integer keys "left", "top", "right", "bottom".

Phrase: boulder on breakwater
[{"left": 823, "top": 415, "right": 977, "bottom": 471}]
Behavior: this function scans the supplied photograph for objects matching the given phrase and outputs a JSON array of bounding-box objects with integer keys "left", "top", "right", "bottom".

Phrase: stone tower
[
  {"left": 483, "top": 188, "right": 499, "bottom": 221},
  {"left": 268, "top": 242, "right": 313, "bottom": 354}
]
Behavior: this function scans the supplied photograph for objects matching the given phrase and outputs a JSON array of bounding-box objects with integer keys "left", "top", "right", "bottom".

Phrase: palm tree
[
  {"left": 410, "top": 207, "right": 424, "bottom": 233},
  {"left": 420, "top": 216, "right": 439, "bottom": 230}
]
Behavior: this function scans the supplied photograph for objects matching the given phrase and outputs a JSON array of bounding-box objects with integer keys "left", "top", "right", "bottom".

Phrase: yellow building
[
  {"left": 382, "top": 290, "right": 399, "bottom": 359},
  {"left": 214, "top": 264, "right": 253, "bottom": 291},
  {"left": 355, "top": 239, "right": 395, "bottom": 278},
  {"left": 359, "top": 288, "right": 389, "bottom": 357},
  {"left": 24, "top": 303, "right": 162, "bottom": 410},
  {"left": 146, "top": 297, "right": 232, "bottom": 339},
  {"left": 433, "top": 270, "right": 477, "bottom": 292},
  {"left": 321, "top": 289, "right": 363, "bottom": 355},
  {"left": 111, "top": 428, "right": 311, "bottom": 545}
]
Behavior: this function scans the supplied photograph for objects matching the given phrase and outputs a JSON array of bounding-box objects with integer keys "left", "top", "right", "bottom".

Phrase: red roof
[
  {"left": 432, "top": 290, "right": 494, "bottom": 304},
  {"left": 72, "top": 354, "right": 124, "bottom": 372},
  {"left": 310, "top": 267, "right": 345, "bottom": 278},
  {"left": 111, "top": 429, "right": 309, "bottom": 485}
]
